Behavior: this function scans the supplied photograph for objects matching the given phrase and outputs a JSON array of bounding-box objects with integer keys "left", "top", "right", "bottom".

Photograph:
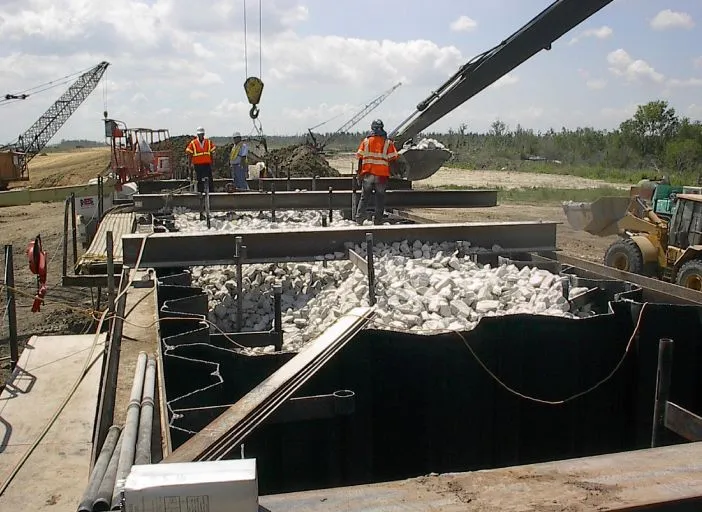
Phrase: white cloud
[
  {"left": 694, "top": 56, "right": 702, "bottom": 69},
  {"left": 689, "top": 104, "right": 702, "bottom": 119},
  {"left": 600, "top": 105, "right": 637, "bottom": 120},
  {"left": 568, "top": 26, "right": 613, "bottom": 45},
  {"left": 667, "top": 78, "right": 702, "bottom": 88},
  {"left": 450, "top": 16, "right": 477, "bottom": 32},
  {"left": 606, "top": 49, "right": 664, "bottom": 83},
  {"left": 650, "top": 9, "right": 694, "bottom": 31},
  {"left": 586, "top": 79, "right": 607, "bottom": 90},
  {"left": 490, "top": 73, "right": 519, "bottom": 89}
]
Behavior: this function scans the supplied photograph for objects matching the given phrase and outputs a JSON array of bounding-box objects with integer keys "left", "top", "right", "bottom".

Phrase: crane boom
[
  {"left": 390, "top": 0, "right": 615, "bottom": 149},
  {"left": 312, "top": 82, "right": 402, "bottom": 150},
  {"left": 13, "top": 61, "right": 110, "bottom": 164}
]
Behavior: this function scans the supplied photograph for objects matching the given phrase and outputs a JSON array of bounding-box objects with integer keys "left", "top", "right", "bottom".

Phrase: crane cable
[
  {"left": 243, "top": 0, "right": 264, "bottom": 136},
  {"left": 0, "top": 64, "right": 98, "bottom": 106}
]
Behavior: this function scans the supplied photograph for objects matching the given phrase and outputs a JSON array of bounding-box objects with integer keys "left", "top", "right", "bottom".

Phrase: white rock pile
[
  {"left": 413, "top": 138, "right": 448, "bottom": 150},
  {"left": 174, "top": 208, "right": 358, "bottom": 233},
  {"left": 192, "top": 239, "right": 578, "bottom": 353}
]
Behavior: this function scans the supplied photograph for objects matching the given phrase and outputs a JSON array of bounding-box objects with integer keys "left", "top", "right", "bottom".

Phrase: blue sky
[{"left": 0, "top": 0, "right": 700, "bottom": 143}]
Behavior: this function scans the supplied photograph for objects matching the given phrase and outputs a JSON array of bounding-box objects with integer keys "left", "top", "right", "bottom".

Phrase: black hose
[
  {"left": 135, "top": 357, "right": 156, "bottom": 465},
  {"left": 78, "top": 425, "right": 121, "bottom": 512},
  {"left": 110, "top": 351, "right": 148, "bottom": 510},
  {"left": 92, "top": 431, "right": 123, "bottom": 512}
]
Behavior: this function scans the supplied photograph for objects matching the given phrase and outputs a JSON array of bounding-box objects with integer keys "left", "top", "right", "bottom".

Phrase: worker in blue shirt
[{"left": 229, "top": 132, "right": 249, "bottom": 190}]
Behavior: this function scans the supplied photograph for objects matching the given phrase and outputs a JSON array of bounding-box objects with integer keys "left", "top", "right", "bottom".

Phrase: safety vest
[
  {"left": 356, "top": 135, "right": 399, "bottom": 177},
  {"left": 229, "top": 142, "right": 247, "bottom": 165},
  {"left": 186, "top": 137, "right": 215, "bottom": 165}
]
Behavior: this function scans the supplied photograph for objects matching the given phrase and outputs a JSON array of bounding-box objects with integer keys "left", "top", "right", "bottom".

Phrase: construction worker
[
  {"left": 229, "top": 132, "right": 249, "bottom": 190},
  {"left": 355, "top": 119, "right": 399, "bottom": 224},
  {"left": 185, "top": 126, "right": 216, "bottom": 193}
]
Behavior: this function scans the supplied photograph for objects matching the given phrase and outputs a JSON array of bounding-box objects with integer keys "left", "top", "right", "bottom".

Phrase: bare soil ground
[
  {"left": 326, "top": 153, "right": 628, "bottom": 190},
  {"left": 28, "top": 148, "right": 110, "bottom": 188}
]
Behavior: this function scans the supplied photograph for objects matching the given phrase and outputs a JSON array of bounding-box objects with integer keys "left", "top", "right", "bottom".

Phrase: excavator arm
[{"left": 390, "top": 0, "right": 615, "bottom": 181}]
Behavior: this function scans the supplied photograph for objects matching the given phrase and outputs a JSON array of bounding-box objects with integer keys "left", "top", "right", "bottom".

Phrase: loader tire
[
  {"left": 675, "top": 259, "right": 702, "bottom": 291},
  {"left": 604, "top": 238, "right": 644, "bottom": 275}
]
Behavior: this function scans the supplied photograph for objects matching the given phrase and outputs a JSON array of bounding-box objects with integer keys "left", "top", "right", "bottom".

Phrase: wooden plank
[
  {"left": 261, "top": 442, "right": 702, "bottom": 511},
  {"left": 78, "top": 212, "right": 136, "bottom": 272},
  {"left": 666, "top": 402, "right": 702, "bottom": 442},
  {"left": 0, "top": 334, "right": 105, "bottom": 511}
]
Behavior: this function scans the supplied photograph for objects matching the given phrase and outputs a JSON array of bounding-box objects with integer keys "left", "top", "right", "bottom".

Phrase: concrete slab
[{"left": 0, "top": 333, "right": 105, "bottom": 511}]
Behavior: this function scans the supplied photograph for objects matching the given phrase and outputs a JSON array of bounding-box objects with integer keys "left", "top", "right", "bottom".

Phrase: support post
[
  {"left": 62, "top": 196, "right": 69, "bottom": 278},
  {"left": 235, "top": 236, "right": 243, "bottom": 332},
  {"left": 321, "top": 216, "right": 328, "bottom": 228},
  {"left": 4, "top": 245, "right": 19, "bottom": 370},
  {"left": 70, "top": 192, "right": 78, "bottom": 274},
  {"left": 98, "top": 175, "right": 104, "bottom": 221},
  {"left": 652, "top": 337, "right": 674, "bottom": 448},
  {"left": 106, "top": 231, "right": 116, "bottom": 314},
  {"left": 328, "top": 186, "right": 334, "bottom": 224},
  {"left": 365, "top": 233, "right": 376, "bottom": 306},
  {"left": 286, "top": 172, "right": 291, "bottom": 191},
  {"left": 312, "top": 175, "right": 318, "bottom": 191},
  {"left": 273, "top": 283, "right": 283, "bottom": 352},
  {"left": 351, "top": 172, "right": 358, "bottom": 221},
  {"left": 270, "top": 185, "right": 277, "bottom": 223},
  {"left": 204, "top": 178, "right": 211, "bottom": 229}
]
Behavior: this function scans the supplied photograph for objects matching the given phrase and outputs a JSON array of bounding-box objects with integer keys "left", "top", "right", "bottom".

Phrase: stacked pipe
[{"left": 78, "top": 352, "right": 157, "bottom": 512}]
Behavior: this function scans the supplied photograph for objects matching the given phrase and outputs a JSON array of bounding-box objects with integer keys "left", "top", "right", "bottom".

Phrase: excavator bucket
[
  {"left": 396, "top": 147, "right": 453, "bottom": 181},
  {"left": 562, "top": 196, "right": 631, "bottom": 237}
]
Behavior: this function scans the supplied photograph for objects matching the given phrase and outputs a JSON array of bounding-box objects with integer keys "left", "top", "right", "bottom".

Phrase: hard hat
[
  {"left": 371, "top": 119, "right": 384, "bottom": 130},
  {"left": 233, "top": 131, "right": 241, "bottom": 138},
  {"left": 196, "top": 126, "right": 205, "bottom": 134}
]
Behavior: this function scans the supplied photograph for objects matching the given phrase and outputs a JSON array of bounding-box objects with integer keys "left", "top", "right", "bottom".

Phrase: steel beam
[
  {"left": 162, "top": 307, "right": 374, "bottom": 463},
  {"left": 132, "top": 189, "right": 497, "bottom": 212},
  {"left": 136, "top": 177, "right": 412, "bottom": 194},
  {"left": 122, "top": 221, "right": 557, "bottom": 268}
]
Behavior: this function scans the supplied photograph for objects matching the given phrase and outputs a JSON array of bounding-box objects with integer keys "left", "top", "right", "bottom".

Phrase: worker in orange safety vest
[
  {"left": 185, "top": 126, "right": 216, "bottom": 193},
  {"left": 355, "top": 119, "right": 399, "bottom": 224}
]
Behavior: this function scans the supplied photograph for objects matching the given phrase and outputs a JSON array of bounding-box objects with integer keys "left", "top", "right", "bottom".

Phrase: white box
[{"left": 122, "top": 459, "right": 258, "bottom": 512}]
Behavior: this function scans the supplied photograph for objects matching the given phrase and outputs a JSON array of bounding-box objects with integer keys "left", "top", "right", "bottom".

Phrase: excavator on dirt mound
[{"left": 563, "top": 184, "right": 702, "bottom": 290}]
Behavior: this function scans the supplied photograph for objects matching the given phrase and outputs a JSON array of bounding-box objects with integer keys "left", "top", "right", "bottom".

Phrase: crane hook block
[{"left": 244, "top": 77, "right": 264, "bottom": 119}]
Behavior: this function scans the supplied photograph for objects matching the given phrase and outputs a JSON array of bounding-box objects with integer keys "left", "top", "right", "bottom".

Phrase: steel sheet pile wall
[{"left": 154, "top": 272, "right": 702, "bottom": 496}]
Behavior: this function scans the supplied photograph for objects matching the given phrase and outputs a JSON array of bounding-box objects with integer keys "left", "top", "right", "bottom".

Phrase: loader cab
[{"left": 668, "top": 194, "right": 702, "bottom": 249}]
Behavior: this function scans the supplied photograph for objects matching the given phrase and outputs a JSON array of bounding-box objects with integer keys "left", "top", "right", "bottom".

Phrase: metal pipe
[
  {"left": 652, "top": 338, "right": 674, "bottom": 448},
  {"left": 110, "top": 352, "right": 148, "bottom": 510},
  {"left": 270, "top": 185, "right": 277, "bottom": 223},
  {"left": 78, "top": 425, "right": 121, "bottom": 512},
  {"left": 351, "top": 173, "right": 358, "bottom": 221},
  {"left": 273, "top": 283, "right": 282, "bottom": 352},
  {"left": 135, "top": 357, "right": 157, "bottom": 465},
  {"left": 106, "top": 231, "right": 115, "bottom": 314},
  {"left": 4, "top": 245, "right": 18, "bottom": 370},
  {"left": 328, "top": 187, "right": 333, "bottom": 223},
  {"left": 204, "top": 177, "right": 211, "bottom": 229},
  {"left": 93, "top": 430, "right": 123, "bottom": 512},
  {"left": 98, "top": 176, "right": 104, "bottom": 221},
  {"left": 71, "top": 192, "right": 78, "bottom": 274},
  {"left": 365, "top": 233, "right": 376, "bottom": 306},
  {"left": 235, "top": 236, "right": 243, "bottom": 332},
  {"left": 62, "top": 196, "right": 69, "bottom": 277}
]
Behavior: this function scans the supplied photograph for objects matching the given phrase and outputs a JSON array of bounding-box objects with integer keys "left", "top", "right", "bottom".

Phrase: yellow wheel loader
[{"left": 563, "top": 193, "right": 702, "bottom": 290}]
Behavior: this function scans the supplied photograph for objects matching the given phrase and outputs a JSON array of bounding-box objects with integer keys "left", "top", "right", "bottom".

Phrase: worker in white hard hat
[
  {"left": 229, "top": 131, "right": 249, "bottom": 190},
  {"left": 185, "top": 126, "right": 216, "bottom": 193}
]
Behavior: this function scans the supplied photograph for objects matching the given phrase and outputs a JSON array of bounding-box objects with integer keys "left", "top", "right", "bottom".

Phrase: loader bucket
[
  {"left": 395, "top": 147, "right": 453, "bottom": 181},
  {"left": 562, "top": 196, "right": 630, "bottom": 237}
]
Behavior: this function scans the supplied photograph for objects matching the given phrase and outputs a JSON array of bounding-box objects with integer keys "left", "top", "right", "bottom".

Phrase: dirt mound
[
  {"left": 155, "top": 137, "right": 340, "bottom": 179},
  {"left": 265, "top": 144, "right": 340, "bottom": 178}
]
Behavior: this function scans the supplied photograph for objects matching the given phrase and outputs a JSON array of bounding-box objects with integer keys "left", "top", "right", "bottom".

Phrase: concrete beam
[{"left": 136, "top": 177, "right": 413, "bottom": 193}]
